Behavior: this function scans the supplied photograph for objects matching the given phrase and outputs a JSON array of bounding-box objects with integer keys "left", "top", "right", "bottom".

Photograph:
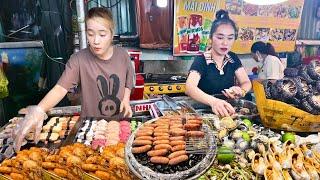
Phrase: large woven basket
[{"left": 253, "top": 80, "right": 320, "bottom": 132}]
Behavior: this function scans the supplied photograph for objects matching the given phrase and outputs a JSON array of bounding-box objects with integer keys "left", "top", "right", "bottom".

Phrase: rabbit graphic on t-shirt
[{"left": 96, "top": 74, "right": 121, "bottom": 117}]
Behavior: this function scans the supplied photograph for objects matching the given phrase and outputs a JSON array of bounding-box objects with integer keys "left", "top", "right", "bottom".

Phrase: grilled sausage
[
  {"left": 170, "top": 140, "right": 186, "bottom": 146},
  {"left": 135, "top": 132, "right": 153, "bottom": 137},
  {"left": 147, "top": 149, "right": 168, "bottom": 157},
  {"left": 168, "top": 155, "right": 188, "bottom": 165},
  {"left": 154, "top": 129, "right": 169, "bottom": 133},
  {"left": 170, "top": 129, "right": 186, "bottom": 136},
  {"left": 136, "top": 136, "right": 153, "bottom": 141},
  {"left": 169, "top": 136, "right": 184, "bottom": 141},
  {"left": 154, "top": 144, "right": 172, "bottom": 151},
  {"left": 170, "top": 124, "right": 183, "bottom": 129},
  {"left": 172, "top": 145, "right": 186, "bottom": 152},
  {"left": 133, "top": 139, "right": 153, "bottom": 146},
  {"left": 132, "top": 145, "right": 152, "bottom": 154},
  {"left": 184, "top": 124, "right": 201, "bottom": 131},
  {"left": 154, "top": 132, "right": 170, "bottom": 137},
  {"left": 153, "top": 136, "right": 170, "bottom": 140},
  {"left": 168, "top": 150, "right": 186, "bottom": 159},
  {"left": 153, "top": 140, "right": 170, "bottom": 145},
  {"left": 150, "top": 156, "right": 169, "bottom": 164},
  {"left": 187, "top": 120, "right": 202, "bottom": 124},
  {"left": 186, "top": 131, "right": 205, "bottom": 138}
]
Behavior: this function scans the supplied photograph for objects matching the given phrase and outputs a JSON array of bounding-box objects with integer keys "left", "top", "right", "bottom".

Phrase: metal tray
[
  {"left": 125, "top": 117, "right": 216, "bottom": 180},
  {"left": 154, "top": 100, "right": 197, "bottom": 116}
]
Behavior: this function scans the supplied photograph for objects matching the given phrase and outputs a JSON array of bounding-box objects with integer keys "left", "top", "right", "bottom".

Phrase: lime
[
  {"left": 242, "top": 132, "right": 251, "bottom": 142},
  {"left": 217, "top": 146, "right": 235, "bottom": 164},
  {"left": 242, "top": 118, "right": 252, "bottom": 127},
  {"left": 282, "top": 132, "right": 295, "bottom": 143}
]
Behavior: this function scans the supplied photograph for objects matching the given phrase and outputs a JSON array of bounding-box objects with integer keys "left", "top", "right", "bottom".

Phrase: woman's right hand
[
  {"left": 14, "top": 105, "right": 47, "bottom": 152},
  {"left": 209, "top": 98, "right": 235, "bottom": 117}
]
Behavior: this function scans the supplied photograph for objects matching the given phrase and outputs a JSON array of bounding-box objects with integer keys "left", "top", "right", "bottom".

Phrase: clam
[
  {"left": 264, "top": 165, "right": 284, "bottom": 180},
  {"left": 279, "top": 146, "right": 294, "bottom": 169},
  {"left": 304, "top": 160, "right": 319, "bottom": 180},
  {"left": 230, "top": 129, "right": 242, "bottom": 140},
  {"left": 300, "top": 144, "right": 312, "bottom": 157},
  {"left": 291, "top": 152, "right": 310, "bottom": 180},
  {"left": 264, "top": 153, "right": 282, "bottom": 171},
  {"left": 257, "top": 143, "right": 266, "bottom": 155},
  {"left": 218, "top": 128, "right": 228, "bottom": 139},
  {"left": 245, "top": 149, "right": 256, "bottom": 161},
  {"left": 236, "top": 138, "right": 249, "bottom": 151},
  {"left": 222, "top": 136, "right": 235, "bottom": 149},
  {"left": 268, "top": 141, "right": 283, "bottom": 154},
  {"left": 251, "top": 153, "right": 266, "bottom": 175},
  {"left": 220, "top": 116, "right": 237, "bottom": 130}
]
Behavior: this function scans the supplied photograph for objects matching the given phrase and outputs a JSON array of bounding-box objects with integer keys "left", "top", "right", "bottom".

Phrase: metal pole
[{"left": 76, "top": 0, "right": 87, "bottom": 49}]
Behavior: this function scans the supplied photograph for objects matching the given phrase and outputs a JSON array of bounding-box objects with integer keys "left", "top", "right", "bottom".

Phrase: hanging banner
[
  {"left": 173, "top": 0, "right": 305, "bottom": 55},
  {"left": 173, "top": 0, "right": 221, "bottom": 56}
]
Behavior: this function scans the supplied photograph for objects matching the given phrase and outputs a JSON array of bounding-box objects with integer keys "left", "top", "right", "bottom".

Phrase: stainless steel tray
[
  {"left": 154, "top": 100, "right": 197, "bottom": 116},
  {"left": 125, "top": 118, "right": 216, "bottom": 180}
]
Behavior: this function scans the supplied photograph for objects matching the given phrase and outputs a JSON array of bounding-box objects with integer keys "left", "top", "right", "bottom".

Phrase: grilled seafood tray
[
  {"left": 0, "top": 115, "right": 81, "bottom": 163},
  {"left": 32, "top": 115, "right": 82, "bottom": 150},
  {"left": 125, "top": 115, "right": 216, "bottom": 180}
]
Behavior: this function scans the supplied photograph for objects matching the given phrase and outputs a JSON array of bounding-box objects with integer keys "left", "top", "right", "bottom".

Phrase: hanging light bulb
[
  {"left": 243, "top": 0, "right": 288, "bottom": 5},
  {"left": 157, "top": 0, "right": 168, "bottom": 8}
]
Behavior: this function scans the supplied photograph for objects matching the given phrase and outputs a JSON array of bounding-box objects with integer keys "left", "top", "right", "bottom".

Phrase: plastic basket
[{"left": 253, "top": 80, "right": 320, "bottom": 132}]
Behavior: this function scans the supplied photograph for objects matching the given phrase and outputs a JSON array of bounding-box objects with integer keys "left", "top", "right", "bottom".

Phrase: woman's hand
[
  {"left": 222, "top": 86, "right": 244, "bottom": 99},
  {"left": 209, "top": 98, "right": 235, "bottom": 117},
  {"left": 120, "top": 100, "right": 133, "bottom": 117},
  {"left": 14, "top": 106, "right": 48, "bottom": 152}
]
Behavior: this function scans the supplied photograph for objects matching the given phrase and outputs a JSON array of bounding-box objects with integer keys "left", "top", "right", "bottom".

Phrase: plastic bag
[{"left": 0, "top": 67, "right": 9, "bottom": 98}]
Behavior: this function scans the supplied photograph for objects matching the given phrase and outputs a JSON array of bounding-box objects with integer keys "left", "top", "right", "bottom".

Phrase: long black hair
[
  {"left": 209, "top": 10, "right": 238, "bottom": 39},
  {"left": 251, "top": 41, "right": 277, "bottom": 57}
]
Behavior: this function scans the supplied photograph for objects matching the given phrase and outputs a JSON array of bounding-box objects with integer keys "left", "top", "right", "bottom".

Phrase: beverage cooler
[{"left": 0, "top": 41, "right": 44, "bottom": 126}]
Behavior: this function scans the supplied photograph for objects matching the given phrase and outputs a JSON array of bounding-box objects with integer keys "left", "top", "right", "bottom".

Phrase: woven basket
[{"left": 253, "top": 80, "right": 320, "bottom": 132}]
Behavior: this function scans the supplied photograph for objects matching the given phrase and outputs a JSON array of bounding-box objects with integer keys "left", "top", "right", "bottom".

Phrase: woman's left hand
[
  {"left": 222, "top": 86, "right": 243, "bottom": 99},
  {"left": 120, "top": 100, "right": 133, "bottom": 117}
]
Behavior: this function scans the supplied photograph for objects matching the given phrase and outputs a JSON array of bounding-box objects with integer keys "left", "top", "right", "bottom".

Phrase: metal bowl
[{"left": 125, "top": 118, "right": 217, "bottom": 180}]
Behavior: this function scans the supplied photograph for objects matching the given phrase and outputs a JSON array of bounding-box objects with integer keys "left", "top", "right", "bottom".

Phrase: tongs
[{"left": 162, "top": 95, "right": 181, "bottom": 114}]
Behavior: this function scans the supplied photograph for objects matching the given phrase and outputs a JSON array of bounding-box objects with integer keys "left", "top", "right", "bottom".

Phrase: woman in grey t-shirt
[{"left": 13, "top": 7, "right": 135, "bottom": 151}]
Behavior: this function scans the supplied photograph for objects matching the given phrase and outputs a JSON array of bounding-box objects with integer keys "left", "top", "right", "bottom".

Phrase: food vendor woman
[
  {"left": 13, "top": 7, "right": 135, "bottom": 151},
  {"left": 185, "top": 10, "right": 251, "bottom": 117}
]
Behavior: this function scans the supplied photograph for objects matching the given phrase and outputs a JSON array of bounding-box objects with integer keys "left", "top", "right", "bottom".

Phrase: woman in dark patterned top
[{"left": 186, "top": 10, "right": 251, "bottom": 117}]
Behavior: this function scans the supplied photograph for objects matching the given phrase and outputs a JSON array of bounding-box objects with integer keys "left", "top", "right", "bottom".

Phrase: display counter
[{"left": 0, "top": 96, "right": 319, "bottom": 180}]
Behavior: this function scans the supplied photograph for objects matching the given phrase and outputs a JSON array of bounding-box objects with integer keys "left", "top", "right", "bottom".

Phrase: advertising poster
[
  {"left": 226, "top": 0, "right": 305, "bottom": 54},
  {"left": 173, "top": 0, "right": 305, "bottom": 55},
  {"left": 173, "top": 0, "right": 221, "bottom": 56}
]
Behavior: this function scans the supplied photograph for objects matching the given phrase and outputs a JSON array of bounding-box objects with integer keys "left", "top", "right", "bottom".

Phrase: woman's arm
[
  {"left": 235, "top": 67, "right": 252, "bottom": 95},
  {"left": 38, "top": 85, "right": 68, "bottom": 112},
  {"left": 123, "top": 87, "right": 131, "bottom": 102},
  {"left": 120, "top": 87, "right": 132, "bottom": 117},
  {"left": 185, "top": 72, "right": 217, "bottom": 106}
]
